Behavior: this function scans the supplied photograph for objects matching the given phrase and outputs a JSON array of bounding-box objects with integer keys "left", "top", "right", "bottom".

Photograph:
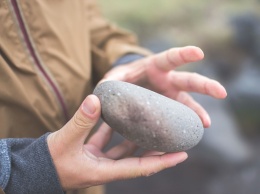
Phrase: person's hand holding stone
[
  {"left": 103, "top": 46, "right": 227, "bottom": 128},
  {"left": 47, "top": 95, "right": 187, "bottom": 191}
]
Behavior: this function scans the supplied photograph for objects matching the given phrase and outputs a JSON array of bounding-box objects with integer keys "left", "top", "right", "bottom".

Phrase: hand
[
  {"left": 47, "top": 95, "right": 187, "bottom": 191},
  {"left": 103, "top": 46, "right": 227, "bottom": 128}
]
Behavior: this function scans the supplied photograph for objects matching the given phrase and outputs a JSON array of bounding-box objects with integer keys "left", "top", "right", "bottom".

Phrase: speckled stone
[{"left": 93, "top": 81, "right": 204, "bottom": 152}]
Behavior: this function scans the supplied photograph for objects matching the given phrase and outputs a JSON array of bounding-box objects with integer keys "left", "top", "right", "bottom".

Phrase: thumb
[{"left": 61, "top": 94, "right": 101, "bottom": 145}]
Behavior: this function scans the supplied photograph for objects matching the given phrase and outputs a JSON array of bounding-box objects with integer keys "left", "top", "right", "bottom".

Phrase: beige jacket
[{"left": 0, "top": 0, "right": 149, "bottom": 193}]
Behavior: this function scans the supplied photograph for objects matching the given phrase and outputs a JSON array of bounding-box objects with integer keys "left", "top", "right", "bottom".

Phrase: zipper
[{"left": 10, "top": 0, "right": 69, "bottom": 122}]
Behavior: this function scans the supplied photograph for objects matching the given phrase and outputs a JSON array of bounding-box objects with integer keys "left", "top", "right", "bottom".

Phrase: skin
[{"left": 47, "top": 46, "right": 227, "bottom": 191}]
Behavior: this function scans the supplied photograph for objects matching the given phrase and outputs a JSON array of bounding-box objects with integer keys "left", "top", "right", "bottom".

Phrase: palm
[{"left": 81, "top": 123, "right": 187, "bottom": 184}]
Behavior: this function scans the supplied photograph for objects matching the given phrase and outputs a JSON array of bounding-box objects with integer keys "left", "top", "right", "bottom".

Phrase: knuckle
[
  {"left": 191, "top": 72, "right": 199, "bottom": 77},
  {"left": 72, "top": 112, "right": 94, "bottom": 129}
]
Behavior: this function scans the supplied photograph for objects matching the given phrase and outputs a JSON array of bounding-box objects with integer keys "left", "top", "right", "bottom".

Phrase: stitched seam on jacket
[
  {"left": 15, "top": 0, "right": 69, "bottom": 122},
  {"left": 9, "top": 0, "right": 69, "bottom": 123},
  {"left": 4, "top": 0, "right": 36, "bottom": 70}
]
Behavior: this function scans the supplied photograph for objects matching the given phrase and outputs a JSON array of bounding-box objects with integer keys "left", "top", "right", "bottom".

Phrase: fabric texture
[
  {"left": 0, "top": 141, "right": 10, "bottom": 190},
  {"left": 0, "top": 133, "right": 64, "bottom": 194}
]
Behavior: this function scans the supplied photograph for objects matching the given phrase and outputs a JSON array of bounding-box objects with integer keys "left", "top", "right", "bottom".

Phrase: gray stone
[{"left": 93, "top": 81, "right": 204, "bottom": 152}]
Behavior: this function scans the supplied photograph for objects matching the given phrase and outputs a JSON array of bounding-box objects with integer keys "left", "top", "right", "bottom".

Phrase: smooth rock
[{"left": 93, "top": 81, "right": 204, "bottom": 152}]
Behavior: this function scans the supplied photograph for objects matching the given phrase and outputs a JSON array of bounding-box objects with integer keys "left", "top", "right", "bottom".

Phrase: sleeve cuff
[
  {"left": 3, "top": 133, "right": 64, "bottom": 194},
  {"left": 112, "top": 54, "right": 145, "bottom": 67}
]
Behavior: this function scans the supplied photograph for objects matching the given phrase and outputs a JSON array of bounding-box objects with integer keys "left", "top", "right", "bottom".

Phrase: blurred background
[{"left": 99, "top": 0, "right": 260, "bottom": 193}]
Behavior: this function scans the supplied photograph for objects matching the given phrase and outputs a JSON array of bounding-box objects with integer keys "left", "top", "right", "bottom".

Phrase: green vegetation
[{"left": 99, "top": 0, "right": 260, "bottom": 47}]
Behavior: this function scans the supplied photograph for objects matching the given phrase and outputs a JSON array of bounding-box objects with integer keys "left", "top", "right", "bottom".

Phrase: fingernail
[
  {"left": 82, "top": 95, "right": 96, "bottom": 114},
  {"left": 176, "top": 152, "right": 188, "bottom": 165}
]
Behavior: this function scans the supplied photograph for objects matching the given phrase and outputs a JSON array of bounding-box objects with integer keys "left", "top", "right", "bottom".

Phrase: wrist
[{"left": 113, "top": 54, "right": 145, "bottom": 67}]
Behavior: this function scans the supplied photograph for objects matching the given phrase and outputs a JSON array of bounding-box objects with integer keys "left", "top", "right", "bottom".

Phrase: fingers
[
  {"left": 99, "top": 152, "right": 188, "bottom": 182},
  {"left": 173, "top": 92, "right": 211, "bottom": 128},
  {"left": 105, "top": 140, "right": 138, "bottom": 159},
  {"left": 59, "top": 95, "right": 101, "bottom": 146},
  {"left": 148, "top": 46, "right": 204, "bottom": 71},
  {"left": 169, "top": 71, "right": 227, "bottom": 99},
  {"left": 88, "top": 123, "right": 113, "bottom": 149}
]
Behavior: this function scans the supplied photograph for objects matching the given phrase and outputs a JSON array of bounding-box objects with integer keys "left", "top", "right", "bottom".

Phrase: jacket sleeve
[
  {"left": 0, "top": 134, "right": 64, "bottom": 194},
  {"left": 87, "top": 0, "right": 152, "bottom": 83}
]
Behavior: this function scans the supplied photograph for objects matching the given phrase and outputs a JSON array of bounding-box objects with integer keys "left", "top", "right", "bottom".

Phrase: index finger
[{"left": 147, "top": 46, "right": 204, "bottom": 71}]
